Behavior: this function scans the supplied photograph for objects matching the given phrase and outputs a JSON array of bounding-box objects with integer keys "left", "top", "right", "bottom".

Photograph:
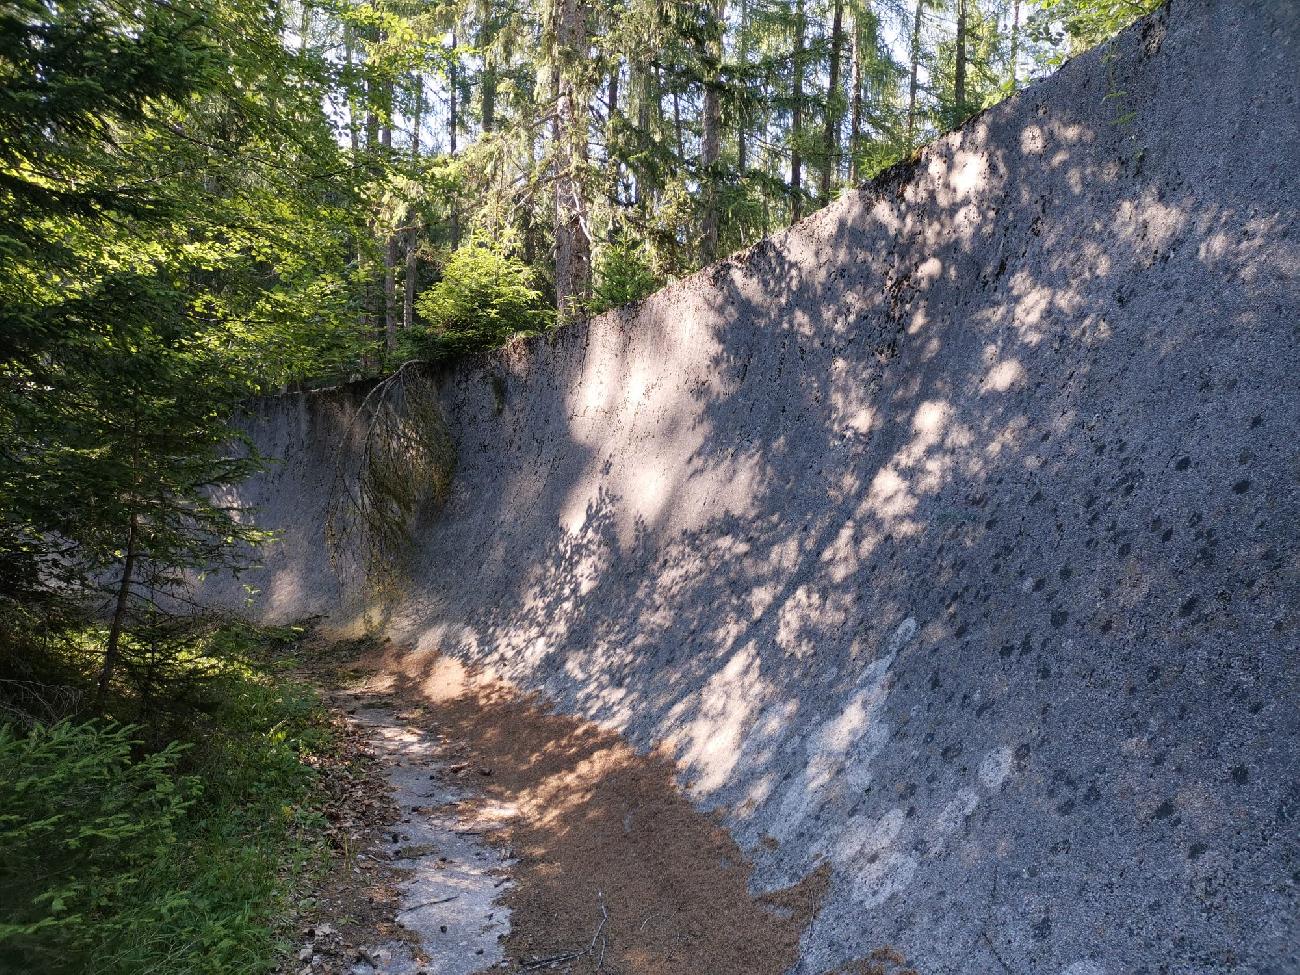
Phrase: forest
[{"left": 2, "top": 0, "right": 1166, "bottom": 972}]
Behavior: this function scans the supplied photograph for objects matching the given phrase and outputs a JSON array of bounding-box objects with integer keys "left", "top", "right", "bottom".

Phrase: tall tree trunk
[
  {"left": 820, "top": 0, "right": 845, "bottom": 203},
  {"left": 954, "top": 0, "right": 967, "bottom": 122},
  {"left": 607, "top": 62, "right": 619, "bottom": 126},
  {"left": 481, "top": 33, "right": 497, "bottom": 133},
  {"left": 97, "top": 512, "right": 139, "bottom": 705},
  {"left": 362, "top": 61, "right": 383, "bottom": 360},
  {"left": 633, "top": 61, "right": 651, "bottom": 207},
  {"left": 606, "top": 57, "right": 621, "bottom": 209},
  {"left": 524, "top": 133, "right": 538, "bottom": 266},
  {"left": 552, "top": 0, "right": 592, "bottom": 322},
  {"left": 672, "top": 89, "right": 684, "bottom": 162},
  {"left": 482, "top": 68, "right": 497, "bottom": 133},
  {"left": 344, "top": 25, "right": 359, "bottom": 154},
  {"left": 1008, "top": 0, "right": 1021, "bottom": 89},
  {"left": 700, "top": 0, "right": 724, "bottom": 262},
  {"left": 651, "top": 64, "right": 665, "bottom": 208},
  {"left": 404, "top": 76, "right": 423, "bottom": 333},
  {"left": 449, "top": 30, "right": 461, "bottom": 247},
  {"left": 382, "top": 116, "right": 397, "bottom": 352},
  {"left": 384, "top": 238, "right": 398, "bottom": 351},
  {"left": 736, "top": 0, "right": 749, "bottom": 175},
  {"left": 448, "top": 32, "right": 459, "bottom": 156},
  {"left": 364, "top": 79, "right": 379, "bottom": 156},
  {"left": 762, "top": 120, "right": 773, "bottom": 230},
  {"left": 790, "top": 0, "right": 806, "bottom": 220},
  {"left": 298, "top": 0, "right": 311, "bottom": 53},
  {"left": 849, "top": 5, "right": 864, "bottom": 182},
  {"left": 905, "top": 0, "right": 924, "bottom": 145}
]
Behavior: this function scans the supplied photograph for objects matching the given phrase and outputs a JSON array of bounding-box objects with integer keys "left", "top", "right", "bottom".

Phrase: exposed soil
[
  {"left": 281, "top": 700, "right": 416, "bottom": 974},
  {"left": 311, "top": 638, "right": 836, "bottom": 975},
  {"left": 341, "top": 700, "right": 513, "bottom": 974}
]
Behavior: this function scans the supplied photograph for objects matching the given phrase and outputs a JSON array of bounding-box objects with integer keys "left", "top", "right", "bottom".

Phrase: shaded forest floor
[{"left": 288, "top": 636, "right": 920, "bottom": 975}]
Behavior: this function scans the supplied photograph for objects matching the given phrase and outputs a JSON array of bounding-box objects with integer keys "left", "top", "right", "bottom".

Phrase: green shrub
[
  {"left": 408, "top": 240, "right": 552, "bottom": 360},
  {"left": 591, "top": 234, "right": 662, "bottom": 313},
  {"left": 0, "top": 624, "right": 333, "bottom": 975},
  {"left": 0, "top": 721, "right": 195, "bottom": 971}
]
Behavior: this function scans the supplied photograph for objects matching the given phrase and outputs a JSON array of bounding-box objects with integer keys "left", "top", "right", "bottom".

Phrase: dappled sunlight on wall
[
  {"left": 383, "top": 4, "right": 1297, "bottom": 968},
  {"left": 206, "top": 3, "right": 1300, "bottom": 972}
]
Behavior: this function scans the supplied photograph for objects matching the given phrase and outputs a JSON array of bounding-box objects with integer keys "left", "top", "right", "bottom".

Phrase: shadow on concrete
[{"left": 215, "top": 3, "right": 1300, "bottom": 973}]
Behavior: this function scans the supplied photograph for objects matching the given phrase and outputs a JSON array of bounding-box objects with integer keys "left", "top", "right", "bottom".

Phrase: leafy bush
[
  {"left": 0, "top": 625, "right": 333, "bottom": 975},
  {"left": 591, "top": 234, "right": 662, "bottom": 313},
  {"left": 408, "top": 240, "right": 552, "bottom": 359},
  {"left": 0, "top": 721, "right": 195, "bottom": 971}
]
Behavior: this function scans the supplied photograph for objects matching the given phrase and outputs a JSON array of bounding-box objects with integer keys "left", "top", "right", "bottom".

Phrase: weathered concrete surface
[{"left": 215, "top": 2, "right": 1300, "bottom": 972}]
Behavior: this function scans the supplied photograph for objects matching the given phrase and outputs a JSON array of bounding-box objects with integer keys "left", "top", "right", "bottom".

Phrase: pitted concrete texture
[{"left": 212, "top": 2, "right": 1300, "bottom": 972}]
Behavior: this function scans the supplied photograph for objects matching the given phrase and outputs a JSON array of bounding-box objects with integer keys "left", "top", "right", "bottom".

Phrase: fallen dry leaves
[{"left": 279, "top": 695, "right": 416, "bottom": 975}]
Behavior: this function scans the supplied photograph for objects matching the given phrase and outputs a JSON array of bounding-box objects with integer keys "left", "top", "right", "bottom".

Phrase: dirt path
[
  {"left": 295, "top": 641, "right": 839, "bottom": 975},
  {"left": 344, "top": 700, "right": 513, "bottom": 973},
  {"left": 284, "top": 685, "right": 513, "bottom": 975}
]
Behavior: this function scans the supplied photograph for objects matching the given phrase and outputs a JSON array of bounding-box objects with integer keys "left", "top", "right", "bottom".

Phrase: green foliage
[
  {"left": 0, "top": 261, "right": 273, "bottom": 701},
  {"left": 1029, "top": 0, "right": 1163, "bottom": 61},
  {"left": 0, "top": 0, "right": 216, "bottom": 255},
  {"left": 591, "top": 234, "right": 663, "bottom": 313},
  {"left": 0, "top": 625, "right": 332, "bottom": 975},
  {"left": 0, "top": 0, "right": 383, "bottom": 695},
  {"left": 0, "top": 722, "right": 194, "bottom": 968},
  {"left": 1, "top": 0, "right": 1165, "bottom": 433},
  {"left": 408, "top": 241, "right": 553, "bottom": 359},
  {"left": 3, "top": 270, "right": 264, "bottom": 554}
]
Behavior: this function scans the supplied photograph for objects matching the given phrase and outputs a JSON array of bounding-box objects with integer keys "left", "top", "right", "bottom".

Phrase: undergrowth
[{"left": 0, "top": 623, "right": 333, "bottom": 975}]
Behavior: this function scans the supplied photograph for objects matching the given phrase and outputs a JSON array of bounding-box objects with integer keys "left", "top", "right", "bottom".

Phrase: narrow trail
[
  {"left": 292, "top": 641, "right": 858, "bottom": 975},
  {"left": 343, "top": 699, "right": 513, "bottom": 974}
]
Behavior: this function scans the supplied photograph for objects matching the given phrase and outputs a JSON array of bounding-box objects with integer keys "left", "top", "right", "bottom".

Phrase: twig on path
[
  {"left": 981, "top": 931, "right": 1014, "bottom": 974},
  {"left": 981, "top": 865, "right": 1014, "bottom": 974},
  {"left": 590, "top": 893, "right": 609, "bottom": 971},
  {"left": 398, "top": 894, "right": 459, "bottom": 913},
  {"left": 519, "top": 891, "right": 611, "bottom": 972}
]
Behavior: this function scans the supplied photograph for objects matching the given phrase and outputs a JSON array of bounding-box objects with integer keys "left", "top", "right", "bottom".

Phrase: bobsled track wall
[{"left": 211, "top": 3, "right": 1300, "bottom": 972}]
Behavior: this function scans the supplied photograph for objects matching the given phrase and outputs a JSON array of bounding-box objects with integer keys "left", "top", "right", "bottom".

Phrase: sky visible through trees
[
  {"left": 299, "top": 0, "right": 1161, "bottom": 334},
  {"left": 0, "top": 0, "right": 1159, "bottom": 706}
]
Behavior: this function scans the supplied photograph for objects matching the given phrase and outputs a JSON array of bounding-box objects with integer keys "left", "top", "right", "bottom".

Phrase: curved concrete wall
[{"left": 217, "top": 3, "right": 1300, "bottom": 971}]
